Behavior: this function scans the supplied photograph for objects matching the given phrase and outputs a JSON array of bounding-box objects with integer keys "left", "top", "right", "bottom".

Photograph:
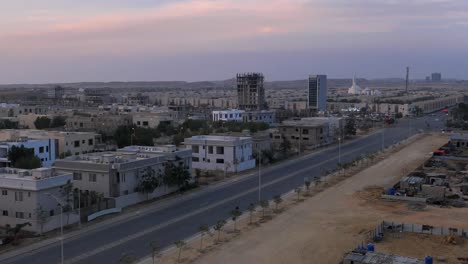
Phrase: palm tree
[
  {"left": 247, "top": 203, "right": 256, "bottom": 224},
  {"left": 198, "top": 225, "right": 209, "bottom": 251},
  {"left": 174, "top": 240, "right": 186, "bottom": 263},
  {"left": 273, "top": 195, "right": 283, "bottom": 212},
  {"left": 230, "top": 206, "right": 242, "bottom": 231},
  {"left": 260, "top": 200, "right": 269, "bottom": 218},
  {"left": 150, "top": 241, "right": 160, "bottom": 264},
  {"left": 213, "top": 219, "right": 226, "bottom": 242}
]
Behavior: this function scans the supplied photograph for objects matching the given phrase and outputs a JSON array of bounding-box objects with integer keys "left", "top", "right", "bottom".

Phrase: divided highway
[{"left": 0, "top": 113, "right": 447, "bottom": 264}]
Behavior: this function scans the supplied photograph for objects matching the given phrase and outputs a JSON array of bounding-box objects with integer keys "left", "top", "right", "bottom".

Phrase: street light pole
[
  {"left": 46, "top": 193, "right": 65, "bottom": 264},
  {"left": 78, "top": 190, "right": 81, "bottom": 229},
  {"left": 338, "top": 137, "right": 341, "bottom": 164},
  {"left": 381, "top": 128, "right": 385, "bottom": 151},
  {"left": 258, "top": 149, "right": 261, "bottom": 202}
]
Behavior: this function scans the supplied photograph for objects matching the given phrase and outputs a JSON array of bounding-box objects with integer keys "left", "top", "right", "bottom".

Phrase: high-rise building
[
  {"left": 237, "top": 73, "right": 265, "bottom": 110},
  {"left": 307, "top": 74, "right": 327, "bottom": 112},
  {"left": 431, "top": 73, "right": 442, "bottom": 82}
]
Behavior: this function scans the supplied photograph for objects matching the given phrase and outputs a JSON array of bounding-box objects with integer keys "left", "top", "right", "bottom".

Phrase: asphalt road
[{"left": 0, "top": 112, "right": 448, "bottom": 264}]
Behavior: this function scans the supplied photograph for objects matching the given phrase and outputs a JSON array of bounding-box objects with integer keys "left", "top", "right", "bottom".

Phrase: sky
[{"left": 1, "top": 0, "right": 468, "bottom": 84}]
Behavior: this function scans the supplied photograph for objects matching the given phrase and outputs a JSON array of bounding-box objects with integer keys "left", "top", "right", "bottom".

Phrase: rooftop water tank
[{"left": 366, "top": 243, "right": 375, "bottom": 252}]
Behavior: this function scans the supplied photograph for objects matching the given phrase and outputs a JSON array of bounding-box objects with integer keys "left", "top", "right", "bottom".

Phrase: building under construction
[{"left": 236, "top": 73, "right": 266, "bottom": 110}]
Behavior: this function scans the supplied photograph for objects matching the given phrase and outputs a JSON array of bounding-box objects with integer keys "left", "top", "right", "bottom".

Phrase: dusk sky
[{"left": 1, "top": 0, "right": 468, "bottom": 84}]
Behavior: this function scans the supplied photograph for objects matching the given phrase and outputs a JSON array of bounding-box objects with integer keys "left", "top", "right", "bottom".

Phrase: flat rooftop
[
  {"left": 185, "top": 135, "right": 252, "bottom": 142},
  {"left": 0, "top": 167, "right": 71, "bottom": 191}
]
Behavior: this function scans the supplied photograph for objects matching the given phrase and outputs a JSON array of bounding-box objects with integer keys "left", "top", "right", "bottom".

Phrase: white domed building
[{"left": 347, "top": 75, "right": 362, "bottom": 95}]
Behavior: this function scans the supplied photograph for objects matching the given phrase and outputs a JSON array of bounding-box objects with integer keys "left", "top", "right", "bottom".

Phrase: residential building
[
  {"left": 242, "top": 110, "right": 276, "bottom": 124},
  {"left": 450, "top": 134, "right": 468, "bottom": 148},
  {"left": 0, "top": 167, "right": 78, "bottom": 233},
  {"left": 54, "top": 145, "right": 192, "bottom": 208},
  {"left": 431, "top": 72, "right": 442, "bottom": 82},
  {"left": 66, "top": 113, "right": 132, "bottom": 136},
  {"left": 308, "top": 74, "right": 327, "bottom": 112},
  {"left": 237, "top": 73, "right": 266, "bottom": 110},
  {"left": 46, "top": 86, "right": 65, "bottom": 102},
  {"left": 212, "top": 109, "right": 276, "bottom": 124},
  {"left": 273, "top": 117, "right": 344, "bottom": 151},
  {"left": 0, "top": 138, "right": 56, "bottom": 167},
  {"left": 183, "top": 135, "right": 255, "bottom": 173},
  {"left": 132, "top": 112, "right": 174, "bottom": 128},
  {"left": 212, "top": 109, "right": 245, "bottom": 122},
  {"left": 0, "top": 130, "right": 101, "bottom": 157}
]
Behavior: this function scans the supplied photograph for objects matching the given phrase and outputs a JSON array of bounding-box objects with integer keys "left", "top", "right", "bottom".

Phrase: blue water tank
[
  {"left": 425, "top": 256, "right": 433, "bottom": 264},
  {"left": 388, "top": 187, "right": 396, "bottom": 195},
  {"left": 367, "top": 243, "right": 375, "bottom": 252}
]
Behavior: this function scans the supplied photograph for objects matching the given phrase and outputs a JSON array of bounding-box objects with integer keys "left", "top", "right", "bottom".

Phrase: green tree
[
  {"left": 7, "top": 145, "right": 42, "bottom": 169},
  {"left": 344, "top": 118, "right": 357, "bottom": 136},
  {"left": 174, "top": 240, "right": 186, "bottom": 263},
  {"left": 137, "top": 167, "right": 161, "bottom": 200},
  {"left": 273, "top": 195, "right": 283, "bottom": 212},
  {"left": 35, "top": 206, "right": 48, "bottom": 235},
  {"left": 230, "top": 206, "right": 242, "bottom": 231},
  {"left": 198, "top": 225, "right": 209, "bottom": 251},
  {"left": 163, "top": 161, "right": 191, "bottom": 190},
  {"left": 50, "top": 116, "right": 66, "bottom": 128},
  {"left": 149, "top": 241, "right": 160, "bottom": 264},
  {"left": 6, "top": 222, "right": 31, "bottom": 245},
  {"left": 60, "top": 180, "right": 74, "bottom": 225},
  {"left": 34, "top": 116, "right": 51, "bottom": 129},
  {"left": 0, "top": 119, "right": 18, "bottom": 129},
  {"left": 304, "top": 178, "right": 311, "bottom": 195},
  {"left": 260, "top": 200, "right": 269, "bottom": 218},
  {"left": 294, "top": 187, "right": 302, "bottom": 201},
  {"left": 279, "top": 136, "right": 291, "bottom": 158},
  {"left": 114, "top": 125, "right": 155, "bottom": 148},
  {"left": 213, "top": 219, "right": 226, "bottom": 242},
  {"left": 247, "top": 203, "right": 256, "bottom": 224},
  {"left": 119, "top": 253, "right": 137, "bottom": 264}
]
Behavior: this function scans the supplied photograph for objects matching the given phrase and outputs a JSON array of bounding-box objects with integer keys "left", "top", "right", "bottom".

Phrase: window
[
  {"left": 216, "top": 146, "right": 224, "bottom": 155},
  {"left": 15, "top": 212, "right": 25, "bottom": 219},
  {"left": 2, "top": 210, "right": 8, "bottom": 216},
  {"left": 192, "top": 157, "right": 200, "bottom": 162},
  {"left": 208, "top": 146, "right": 213, "bottom": 154},
  {"left": 39, "top": 146, "right": 44, "bottom": 153},
  {"left": 302, "top": 129, "right": 309, "bottom": 135},
  {"left": 143, "top": 121, "right": 149, "bottom": 126},
  {"left": 15, "top": 191, "right": 23, "bottom": 201},
  {"left": 46, "top": 146, "right": 49, "bottom": 152},
  {"left": 73, "top": 172, "right": 82, "bottom": 180},
  {"left": 1, "top": 190, "right": 7, "bottom": 195},
  {"left": 216, "top": 159, "right": 224, "bottom": 164},
  {"left": 192, "top": 145, "right": 199, "bottom": 153},
  {"left": 82, "top": 140, "right": 85, "bottom": 144},
  {"left": 137, "top": 121, "right": 141, "bottom": 125},
  {"left": 303, "top": 137, "right": 309, "bottom": 141},
  {"left": 89, "top": 174, "right": 97, "bottom": 182},
  {"left": 74, "top": 140, "right": 80, "bottom": 147},
  {"left": 28, "top": 192, "right": 31, "bottom": 197},
  {"left": 88, "top": 139, "right": 94, "bottom": 146},
  {"left": 49, "top": 210, "right": 54, "bottom": 216},
  {"left": 80, "top": 122, "right": 83, "bottom": 128}
]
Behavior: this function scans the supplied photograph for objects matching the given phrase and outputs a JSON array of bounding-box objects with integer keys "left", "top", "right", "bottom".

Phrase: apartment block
[
  {"left": 0, "top": 167, "right": 78, "bottom": 233},
  {"left": 0, "top": 138, "right": 56, "bottom": 167},
  {"left": 183, "top": 135, "right": 256, "bottom": 173},
  {"left": 0, "top": 130, "right": 101, "bottom": 157},
  {"left": 54, "top": 145, "right": 192, "bottom": 208},
  {"left": 307, "top": 74, "right": 327, "bottom": 112},
  {"left": 66, "top": 113, "right": 132, "bottom": 135},
  {"left": 132, "top": 112, "right": 174, "bottom": 128},
  {"left": 212, "top": 109, "right": 276, "bottom": 124}
]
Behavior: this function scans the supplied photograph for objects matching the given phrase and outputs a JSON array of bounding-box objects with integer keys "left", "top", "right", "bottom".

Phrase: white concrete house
[
  {"left": 0, "top": 138, "right": 56, "bottom": 167},
  {"left": 183, "top": 135, "right": 256, "bottom": 173},
  {"left": 212, "top": 109, "right": 245, "bottom": 122},
  {"left": 0, "top": 167, "right": 78, "bottom": 234}
]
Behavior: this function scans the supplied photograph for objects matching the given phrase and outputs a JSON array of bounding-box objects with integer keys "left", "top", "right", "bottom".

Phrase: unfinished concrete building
[{"left": 237, "top": 73, "right": 266, "bottom": 111}]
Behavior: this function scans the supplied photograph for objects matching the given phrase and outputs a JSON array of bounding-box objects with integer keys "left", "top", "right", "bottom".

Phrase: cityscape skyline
[{"left": 2, "top": 0, "right": 468, "bottom": 83}]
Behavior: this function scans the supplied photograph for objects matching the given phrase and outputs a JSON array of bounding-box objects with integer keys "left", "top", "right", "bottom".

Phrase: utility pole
[
  {"left": 258, "top": 149, "right": 261, "bottom": 202},
  {"left": 405, "top": 66, "right": 409, "bottom": 94}
]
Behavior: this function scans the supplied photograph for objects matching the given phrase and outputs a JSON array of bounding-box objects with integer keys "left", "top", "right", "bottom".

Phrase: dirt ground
[
  {"left": 376, "top": 232, "right": 468, "bottom": 263},
  {"left": 153, "top": 134, "right": 468, "bottom": 264}
]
